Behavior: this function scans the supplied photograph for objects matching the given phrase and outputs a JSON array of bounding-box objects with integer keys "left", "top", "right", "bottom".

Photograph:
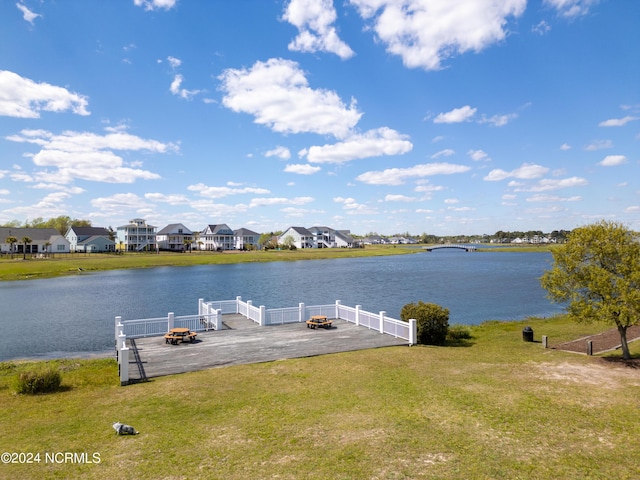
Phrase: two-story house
[
  {"left": 156, "top": 223, "right": 194, "bottom": 251},
  {"left": 66, "top": 226, "right": 115, "bottom": 253},
  {"left": 116, "top": 218, "right": 157, "bottom": 252},
  {"left": 201, "top": 224, "right": 235, "bottom": 251}
]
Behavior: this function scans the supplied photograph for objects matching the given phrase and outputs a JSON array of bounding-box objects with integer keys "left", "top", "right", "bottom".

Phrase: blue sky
[{"left": 0, "top": 0, "right": 638, "bottom": 236}]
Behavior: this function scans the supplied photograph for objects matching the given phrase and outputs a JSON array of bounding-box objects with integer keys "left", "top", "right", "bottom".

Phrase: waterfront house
[
  {"left": 116, "top": 218, "right": 157, "bottom": 252},
  {"left": 156, "top": 223, "right": 194, "bottom": 251},
  {"left": 308, "top": 226, "right": 356, "bottom": 248},
  {"left": 234, "top": 227, "right": 260, "bottom": 250},
  {"left": 0, "top": 227, "right": 70, "bottom": 255},
  {"left": 201, "top": 224, "right": 235, "bottom": 251},
  {"left": 279, "top": 226, "right": 315, "bottom": 249},
  {"left": 66, "top": 226, "right": 115, "bottom": 252}
]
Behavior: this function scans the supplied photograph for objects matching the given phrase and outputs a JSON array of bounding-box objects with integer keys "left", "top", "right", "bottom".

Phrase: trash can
[{"left": 522, "top": 326, "right": 534, "bottom": 342}]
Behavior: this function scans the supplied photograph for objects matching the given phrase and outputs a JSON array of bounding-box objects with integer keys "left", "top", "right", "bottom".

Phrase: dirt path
[{"left": 551, "top": 324, "right": 640, "bottom": 355}]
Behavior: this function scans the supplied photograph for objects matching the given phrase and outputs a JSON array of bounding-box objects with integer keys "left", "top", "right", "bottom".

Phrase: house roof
[
  {"left": 285, "top": 226, "right": 313, "bottom": 236},
  {"left": 157, "top": 223, "right": 193, "bottom": 235},
  {"left": 202, "top": 224, "right": 234, "bottom": 235},
  {"left": 0, "top": 227, "right": 62, "bottom": 242},
  {"left": 78, "top": 235, "right": 115, "bottom": 245},
  {"left": 234, "top": 228, "right": 259, "bottom": 236},
  {"left": 67, "top": 226, "right": 111, "bottom": 237}
]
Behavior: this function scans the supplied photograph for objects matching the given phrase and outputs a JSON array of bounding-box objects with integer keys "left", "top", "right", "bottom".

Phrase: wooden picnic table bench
[
  {"left": 164, "top": 328, "right": 197, "bottom": 344},
  {"left": 306, "top": 315, "right": 332, "bottom": 329}
]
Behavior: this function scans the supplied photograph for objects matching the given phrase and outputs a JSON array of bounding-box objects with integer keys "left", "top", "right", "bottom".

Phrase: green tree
[
  {"left": 400, "top": 301, "right": 449, "bottom": 346},
  {"left": 540, "top": 220, "right": 640, "bottom": 360},
  {"left": 21, "top": 236, "right": 32, "bottom": 259},
  {"left": 5, "top": 235, "right": 18, "bottom": 257}
]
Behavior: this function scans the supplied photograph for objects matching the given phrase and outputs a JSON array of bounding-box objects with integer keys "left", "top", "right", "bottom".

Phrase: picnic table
[
  {"left": 164, "top": 327, "right": 198, "bottom": 345},
  {"left": 306, "top": 315, "right": 332, "bottom": 329}
]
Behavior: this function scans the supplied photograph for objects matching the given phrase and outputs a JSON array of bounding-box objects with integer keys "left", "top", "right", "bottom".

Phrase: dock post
[
  {"left": 409, "top": 319, "right": 417, "bottom": 345},
  {"left": 259, "top": 305, "right": 266, "bottom": 326},
  {"left": 168, "top": 312, "right": 175, "bottom": 331},
  {"left": 236, "top": 296, "right": 242, "bottom": 314},
  {"left": 299, "top": 303, "right": 305, "bottom": 323},
  {"left": 198, "top": 298, "right": 203, "bottom": 316},
  {"left": 542, "top": 335, "right": 548, "bottom": 348},
  {"left": 379, "top": 311, "right": 386, "bottom": 334},
  {"left": 335, "top": 300, "right": 341, "bottom": 320},
  {"left": 114, "top": 316, "right": 122, "bottom": 351},
  {"left": 119, "top": 341, "right": 129, "bottom": 386},
  {"left": 355, "top": 305, "right": 361, "bottom": 326}
]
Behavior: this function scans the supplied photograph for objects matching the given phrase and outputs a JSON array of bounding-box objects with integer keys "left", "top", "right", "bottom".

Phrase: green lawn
[
  {"left": 0, "top": 245, "right": 417, "bottom": 281},
  {"left": 1, "top": 315, "right": 638, "bottom": 479}
]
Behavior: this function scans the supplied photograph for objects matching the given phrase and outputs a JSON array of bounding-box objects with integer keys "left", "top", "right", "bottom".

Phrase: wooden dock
[{"left": 125, "top": 314, "right": 407, "bottom": 382}]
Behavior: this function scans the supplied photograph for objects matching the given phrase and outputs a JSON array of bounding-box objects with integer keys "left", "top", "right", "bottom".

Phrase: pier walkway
[{"left": 125, "top": 314, "right": 407, "bottom": 382}]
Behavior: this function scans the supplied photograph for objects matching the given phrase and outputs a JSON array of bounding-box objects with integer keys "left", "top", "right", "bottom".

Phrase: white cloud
[
  {"left": 444, "top": 198, "right": 459, "bottom": 204},
  {"left": 479, "top": 112, "right": 518, "bottom": 127},
  {"left": 532, "top": 20, "right": 551, "bottom": 35},
  {"left": 598, "top": 155, "right": 627, "bottom": 167},
  {"left": 356, "top": 162, "right": 471, "bottom": 186},
  {"left": 16, "top": 2, "right": 41, "bottom": 25},
  {"left": 284, "top": 164, "right": 321, "bottom": 175},
  {"left": 167, "top": 56, "right": 182, "bottom": 69},
  {"left": 169, "top": 74, "right": 200, "bottom": 100},
  {"left": 434, "top": 105, "right": 476, "bottom": 124},
  {"left": 249, "top": 196, "right": 314, "bottom": 207},
  {"left": 133, "top": 0, "right": 177, "bottom": 11},
  {"left": 468, "top": 149, "right": 490, "bottom": 161},
  {"left": 544, "top": 0, "right": 599, "bottom": 18},
  {"left": 302, "top": 127, "right": 412, "bottom": 164},
  {"left": 560, "top": 143, "right": 572, "bottom": 151},
  {"left": 350, "top": 0, "right": 526, "bottom": 70},
  {"left": 145, "top": 193, "right": 190, "bottom": 205},
  {"left": 3, "top": 192, "right": 71, "bottom": 219},
  {"left": 265, "top": 146, "right": 291, "bottom": 160},
  {"left": 0, "top": 70, "right": 89, "bottom": 118},
  {"left": 334, "top": 196, "right": 378, "bottom": 214},
  {"left": 515, "top": 177, "right": 588, "bottom": 192},
  {"left": 431, "top": 148, "right": 455, "bottom": 159},
  {"left": 283, "top": 0, "right": 354, "bottom": 59},
  {"left": 384, "top": 194, "right": 416, "bottom": 202},
  {"left": 219, "top": 58, "right": 361, "bottom": 139},
  {"left": 584, "top": 139, "right": 613, "bottom": 151},
  {"left": 483, "top": 163, "right": 550, "bottom": 181},
  {"left": 526, "top": 194, "right": 582, "bottom": 202},
  {"left": 90, "top": 193, "right": 150, "bottom": 217},
  {"left": 188, "top": 183, "right": 270, "bottom": 199},
  {"left": 6, "top": 128, "right": 174, "bottom": 184},
  {"left": 598, "top": 116, "right": 638, "bottom": 127}
]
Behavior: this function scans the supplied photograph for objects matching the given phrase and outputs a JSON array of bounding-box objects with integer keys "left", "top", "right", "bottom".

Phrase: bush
[
  {"left": 401, "top": 301, "right": 449, "bottom": 346},
  {"left": 447, "top": 324, "right": 472, "bottom": 341},
  {"left": 14, "top": 367, "right": 62, "bottom": 394}
]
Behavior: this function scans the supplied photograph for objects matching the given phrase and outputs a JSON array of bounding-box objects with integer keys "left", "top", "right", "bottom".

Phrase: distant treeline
[{"left": 1, "top": 216, "right": 94, "bottom": 236}]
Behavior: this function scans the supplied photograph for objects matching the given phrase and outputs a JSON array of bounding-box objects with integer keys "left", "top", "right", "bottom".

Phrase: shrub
[
  {"left": 447, "top": 324, "right": 472, "bottom": 341},
  {"left": 401, "top": 301, "right": 449, "bottom": 346},
  {"left": 14, "top": 367, "right": 62, "bottom": 394}
]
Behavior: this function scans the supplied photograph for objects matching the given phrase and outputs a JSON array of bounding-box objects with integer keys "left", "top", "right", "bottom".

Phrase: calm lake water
[{"left": 0, "top": 250, "right": 564, "bottom": 361}]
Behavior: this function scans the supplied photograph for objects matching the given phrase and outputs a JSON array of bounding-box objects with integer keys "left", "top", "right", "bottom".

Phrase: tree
[
  {"left": 540, "top": 220, "right": 640, "bottom": 360},
  {"left": 400, "top": 301, "right": 449, "bottom": 345},
  {"left": 21, "top": 236, "right": 32, "bottom": 259},
  {"left": 5, "top": 235, "right": 18, "bottom": 257}
]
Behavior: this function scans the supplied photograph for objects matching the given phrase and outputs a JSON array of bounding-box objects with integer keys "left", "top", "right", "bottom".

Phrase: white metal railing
[
  {"left": 266, "top": 306, "right": 299, "bottom": 325},
  {"left": 116, "top": 297, "right": 416, "bottom": 386}
]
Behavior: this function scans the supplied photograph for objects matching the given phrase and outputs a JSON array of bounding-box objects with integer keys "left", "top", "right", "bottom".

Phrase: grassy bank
[
  {"left": 1, "top": 315, "right": 638, "bottom": 479},
  {"left": 0, "top": 245, "right": 416, "bottom": 281}
]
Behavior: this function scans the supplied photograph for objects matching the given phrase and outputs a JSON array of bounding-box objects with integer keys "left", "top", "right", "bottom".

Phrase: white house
[
  {"left": 279, "top": 226, "right": 315, "bottom": 249},
  {"left": 234, "top": 228, "right": 260, "bottom": 250},
  {"left": 201, "top": 224, "right": 235, "bottom": 251},
  {"left": 116, "top": 218, "right": 157, "bottom": 252},
  {"left": 0, "top": 227, "right": 70, "bottom": 255},
  {"left": 156, "top": 223, "right": 194, "bottom": 251},
  {"left": 66, "top": 226, "right": 115, "bottom": 252},
  {"left": 308, "top": 226, "right": 356, "bottom": 248}
]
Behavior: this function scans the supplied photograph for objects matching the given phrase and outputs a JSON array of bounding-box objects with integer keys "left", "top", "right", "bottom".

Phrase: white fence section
[{"left": 116, "top": 296, "right": 416, "bottom": 386}]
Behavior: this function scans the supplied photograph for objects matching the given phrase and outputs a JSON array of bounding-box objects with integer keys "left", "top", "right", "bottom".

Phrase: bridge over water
[{"left": 423, "top": 244, "right": 477, "bottom": 252}]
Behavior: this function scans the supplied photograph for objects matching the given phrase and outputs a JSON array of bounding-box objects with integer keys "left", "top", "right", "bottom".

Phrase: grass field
[
  {"left": 1, "top": 315, "right": 638, "bottom": 479},
  {"left": 0, "top": 245, "right": 417, "bottom": 281}
]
